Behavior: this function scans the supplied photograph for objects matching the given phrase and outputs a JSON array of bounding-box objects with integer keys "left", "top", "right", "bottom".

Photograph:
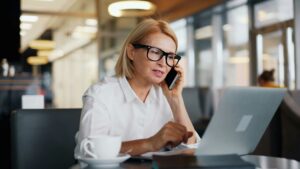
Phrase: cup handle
[{"left": 80, "top": 139, "right": 97, "bottom": 159}]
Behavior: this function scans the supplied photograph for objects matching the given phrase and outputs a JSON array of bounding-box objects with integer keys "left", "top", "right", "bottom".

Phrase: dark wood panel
[{"left": 150, "top": 0, "right": 224, "bottom": 21}]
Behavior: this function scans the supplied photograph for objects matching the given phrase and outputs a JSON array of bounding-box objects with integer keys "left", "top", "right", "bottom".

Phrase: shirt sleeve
[
  {"left": 79, "top": 95, "right": 112, "bottom": 138},
  {"left": 175, "top": 131, "right": 201, "bottom": 149},
  {"left": 74, "top": 87, "right": 112, "bottom": 158}
]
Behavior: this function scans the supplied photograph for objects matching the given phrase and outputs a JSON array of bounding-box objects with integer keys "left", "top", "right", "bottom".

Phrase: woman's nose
[{"left": 157, "top": 55, "right": 167, "bottom": 66}]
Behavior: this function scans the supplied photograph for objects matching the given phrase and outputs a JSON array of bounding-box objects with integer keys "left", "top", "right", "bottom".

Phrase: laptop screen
[{"left": 196, "top": 87, "right": 286, "bottom": 155}]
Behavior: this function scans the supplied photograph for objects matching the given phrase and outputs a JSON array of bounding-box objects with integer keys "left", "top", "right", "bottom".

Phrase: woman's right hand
[{"left": 147, "top": 121, "right": 193, "bottom": 151}]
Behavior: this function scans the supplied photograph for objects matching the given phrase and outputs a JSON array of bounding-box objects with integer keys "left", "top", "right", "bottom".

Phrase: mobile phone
[{"left": 164, "top": 67, "right": 180, "bottom": 90}]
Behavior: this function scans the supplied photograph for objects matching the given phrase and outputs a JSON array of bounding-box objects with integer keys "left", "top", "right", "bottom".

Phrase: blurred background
[
  {"left": 1, "top": 0, "right": 300, "bottom": 169},
  {"left": 0, "top": 0, "right": 298, "bottom": 110}
]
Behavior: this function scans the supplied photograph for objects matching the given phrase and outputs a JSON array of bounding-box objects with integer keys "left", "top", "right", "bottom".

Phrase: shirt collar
[
  {"left": 146, "top": 85, "right": 158, "bottom": 104},
  {"left": 119, "top": 76, "right": 158, "bottom": 103},
  {"left": 119, "top": 76, "right": 137, "bottom": 103}
]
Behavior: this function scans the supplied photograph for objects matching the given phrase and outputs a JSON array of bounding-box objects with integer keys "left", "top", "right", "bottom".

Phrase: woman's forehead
[{"left": 140, "top": 32, "right": 177, "bottom": 53}]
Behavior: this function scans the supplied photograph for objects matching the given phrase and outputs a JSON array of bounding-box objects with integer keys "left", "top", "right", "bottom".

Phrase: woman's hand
[
  {"left": 160, "top": 65, "right": 197, "bottom": 145},
  {"left": 161, "top": 65, "right": 185, "bottom": 99},
  {"left": 147, "top": 121, "right": 193, "bottom": 151}
]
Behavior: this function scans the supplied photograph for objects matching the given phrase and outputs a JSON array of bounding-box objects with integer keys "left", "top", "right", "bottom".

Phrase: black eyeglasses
[{"left": 132, "top": 43, "right": 181, "bottom": 67}]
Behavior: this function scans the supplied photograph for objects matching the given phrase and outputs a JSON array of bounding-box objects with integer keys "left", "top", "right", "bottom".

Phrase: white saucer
[{"left": 77, "top": 154, "right": 130, "bottom": 168}]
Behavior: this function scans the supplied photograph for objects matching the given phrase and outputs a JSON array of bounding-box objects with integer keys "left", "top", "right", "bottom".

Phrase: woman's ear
[{"left": 126, "top": 44, "right": 134, "bottom": 61}]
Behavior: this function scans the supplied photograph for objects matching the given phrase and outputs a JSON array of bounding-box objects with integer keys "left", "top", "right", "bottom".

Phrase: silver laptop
[{"left": 196, "top": 87, "right": 286, "bottom": 155}]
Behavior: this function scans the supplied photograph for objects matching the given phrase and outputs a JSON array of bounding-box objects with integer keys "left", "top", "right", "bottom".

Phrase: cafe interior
[{"left": 0, "top": 0, "right": 300, "bottom": 168}]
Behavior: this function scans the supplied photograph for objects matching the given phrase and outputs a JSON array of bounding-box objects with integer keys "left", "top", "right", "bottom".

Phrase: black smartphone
[{"left": 164, "top": 67, "right": 180, "bottom": 90}]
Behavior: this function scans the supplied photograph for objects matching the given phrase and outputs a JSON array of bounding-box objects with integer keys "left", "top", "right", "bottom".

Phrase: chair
[
  {"left": 0, "top": 114, "right": 11, "bottom": 169},
  {"left": 198, "top": 87, "right": 214, "bottom": 118},
  {"left": 182, "top": 87, "right": 202, "bottom": 123},
  {"left": 182, "top": 87, "right": 211, "bottom": 137},
  {"left": 288, "top": 90, "right": 300, "bottom": 105},
  {"left": 280, "top": 94, "right": 300, "bottom": 161},
  {"left": 251, "top": 106, "right": 282, "bottom": 157},
  {"left": 0, "top": 90, "right": 10, "bottom": 116},
  {"left": 11, "top": 109, "right": 81, "bottom": 169}
]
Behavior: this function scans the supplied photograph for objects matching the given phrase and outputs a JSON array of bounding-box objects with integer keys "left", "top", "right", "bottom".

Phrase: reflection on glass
[
  {"left": 226, "top": 0, "right": 247, "bottom": 8},
  {"left": 198, "top": 49, "right": 213, "bottom": 86},
  {"left": 195, "top": 32, "right": 213, "bottom": 86},
  {"left": 254, "top": 0, "right": 294, "bottom": 28},
  {"left": 194, "top": 12, "right": 213, "bottom": 87},
  {"left": 194, "top": 1, "right": 250, "bottom": 88},
  {"left": 50, "top": 0, "right": 98, "bottom": 108},
  {"left": 223, "top": 5, "right": 249, "bottom": 86},
  {"left": 171, "top": 19, "right": 187, "bottom": 53}
]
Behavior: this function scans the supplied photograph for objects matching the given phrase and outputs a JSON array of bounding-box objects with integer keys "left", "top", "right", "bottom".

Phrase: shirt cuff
[{"left": 177, "top": 131, "right": 201, "bottom": 149}]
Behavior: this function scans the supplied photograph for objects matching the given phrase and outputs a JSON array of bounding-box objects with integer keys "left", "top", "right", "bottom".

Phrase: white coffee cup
[{"left": 80, "top": 135, "right": 121, "bottom": 159}]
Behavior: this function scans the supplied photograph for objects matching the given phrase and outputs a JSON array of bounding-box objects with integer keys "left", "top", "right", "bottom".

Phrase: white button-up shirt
[{"left": 74, "top": 76, "right": 199, "bottom": 157}]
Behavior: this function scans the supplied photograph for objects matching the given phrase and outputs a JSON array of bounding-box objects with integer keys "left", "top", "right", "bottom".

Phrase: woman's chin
[{"left": 150, "top": 78, "right": 164, "bottom": 85}]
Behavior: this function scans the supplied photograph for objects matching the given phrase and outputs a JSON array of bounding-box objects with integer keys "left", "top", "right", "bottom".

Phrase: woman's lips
[{"left": 153, "top": 69, "right": 164, "bottom": 78}]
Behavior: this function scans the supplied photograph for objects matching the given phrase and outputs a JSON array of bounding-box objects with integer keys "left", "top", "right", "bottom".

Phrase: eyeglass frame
[{"left": 131, "top": 43, "right": 181, "bottom": 67}]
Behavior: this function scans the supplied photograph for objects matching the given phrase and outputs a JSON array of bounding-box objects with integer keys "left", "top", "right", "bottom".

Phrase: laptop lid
[{"left": 196, "top": 87, "right": 286, "bottom": 155}]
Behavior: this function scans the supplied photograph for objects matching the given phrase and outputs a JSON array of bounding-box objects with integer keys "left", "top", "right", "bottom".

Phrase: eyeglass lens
[{"left": 148, "top": 47, "right": 179, "bottom": 67}]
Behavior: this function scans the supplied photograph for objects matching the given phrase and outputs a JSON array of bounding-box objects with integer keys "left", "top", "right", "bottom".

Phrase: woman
[{"left": 75, "top": 18, "right": 200, "bottom": 157}]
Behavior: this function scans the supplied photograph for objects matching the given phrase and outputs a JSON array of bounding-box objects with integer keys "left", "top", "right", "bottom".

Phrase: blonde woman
[{"left": 75, "top": 18, "right": 200, "bottom": 156}]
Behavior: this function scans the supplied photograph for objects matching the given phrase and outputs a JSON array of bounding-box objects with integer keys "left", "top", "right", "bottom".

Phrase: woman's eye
[
  {"left": 167, "top": 55, "right": 175, "bottom": 59},
  {"left": 150, "top": 49, "right": 161, "bottom": 55}
]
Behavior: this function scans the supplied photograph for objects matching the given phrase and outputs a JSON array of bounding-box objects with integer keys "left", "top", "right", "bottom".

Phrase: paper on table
[{"left": 140, "top": 147, "right": 196, "bottom": 159}]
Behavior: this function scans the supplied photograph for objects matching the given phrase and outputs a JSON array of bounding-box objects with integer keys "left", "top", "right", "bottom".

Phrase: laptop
[
  {"left": 139, "top": 87, "right": 286, "bottom": 159},
  {"left": 196, "top": 87, "right": 286, "bottom": 155}
]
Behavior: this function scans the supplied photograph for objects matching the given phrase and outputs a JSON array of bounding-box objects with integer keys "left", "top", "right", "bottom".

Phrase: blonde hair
[{"left": 114, "top": 18, "right": 178, "bottom": 78}]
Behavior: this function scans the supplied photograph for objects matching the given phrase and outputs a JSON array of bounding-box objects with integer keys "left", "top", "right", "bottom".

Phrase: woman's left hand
[{"left": 160, "top": 65, "right": 185, "bottom": 99}]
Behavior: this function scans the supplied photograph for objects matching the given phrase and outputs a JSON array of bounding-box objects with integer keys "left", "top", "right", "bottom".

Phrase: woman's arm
[
  {"left": 166, "top": 94, "right": 197, "bottom": 144},
  {"left": 120, "top": 139, "right": 152, "bottom": 156},
  {"left": 161, "top": 66, "right": 197, "bottom": 144},
  {"left": 120, "top": 121, "right": 193, "bottom": 155}
]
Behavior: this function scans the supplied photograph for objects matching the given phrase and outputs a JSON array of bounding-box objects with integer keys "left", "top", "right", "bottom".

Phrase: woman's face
[{"left": 127, "top": 32, "right": 176, "bottom": 85}]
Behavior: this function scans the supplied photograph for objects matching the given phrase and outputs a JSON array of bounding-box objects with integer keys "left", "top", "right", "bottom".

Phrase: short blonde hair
[{"left": 114, "top": 18, "right": 178, "bottom": 78}]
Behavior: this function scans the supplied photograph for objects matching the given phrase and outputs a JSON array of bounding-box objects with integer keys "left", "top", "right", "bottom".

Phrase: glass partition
[
  {"left": 223, "top": 5, "right": 249, "bottom": 86},
  {"left": 193, "top": 2, "right": 250, "bottom": 88},
  {"left": 50, "top": 0, "right": 98, "bottom": 108},
  {"left": 254, "top": 0, "right": 294, "bottom": 28},
  {"left": 194, "top": 14, "right": 213, "bottom": 87}
]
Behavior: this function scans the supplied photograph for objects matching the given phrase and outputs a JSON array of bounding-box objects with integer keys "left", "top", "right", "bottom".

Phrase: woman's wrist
[
  {"left": 121, "top": 138, "right": 157, "bottom": 155},
  {"left": 167, "top": 95, "right": 184, "bottom": 113},
  {"left": 166, "top": 93, "right": 182, "bottom": 105},
  {"left": 144, "top": 137, "right": 156, "bottom": 152}
]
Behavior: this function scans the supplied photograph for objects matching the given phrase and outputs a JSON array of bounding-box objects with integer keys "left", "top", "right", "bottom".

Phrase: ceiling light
[
  {"left": 108, "top": 0, "right": 156, "bottom": 17},
  {"left": 37, "top": 50, "right": 52, "bottom": 57},
  {"left": 20, "top": 30, "right": 27, "bottom": 36},
  {"left": 85, "top": 19, "right": 97, "bottom": 26},
  {"left": 195, "top": 25, "right": 212, "bottom": 40},
  {"left": 48, "top": 50, "right": 64, "bottom": 61},
  {"left": 35, "top": 0, "right": 54, "bottom": 2},
  {"left": 20, "top": 23, "right": 32, "bottom": 30},
  {"left": 29, "top": 40, "right": 55, "bottom": 50},
  {"left": 27, "top": 56, "right": 48, "bottom": 65},
  {"left": 20, "top": 15, "right": 39, "bottom": 22},
  {"left": 258, "top": 10, "right": 276, "bottom": 22},
  {"left": 75, "top": 26, "right": 97, "bottom": 33},
  {"left": 223, "top": 24, "right": 231, "bottom": 31},
  {"left": 71, "top": 26, "right": 97, "bottom": 39},
  {"left": 228, "top": 57, "right": 249, "bottom": 64}
]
